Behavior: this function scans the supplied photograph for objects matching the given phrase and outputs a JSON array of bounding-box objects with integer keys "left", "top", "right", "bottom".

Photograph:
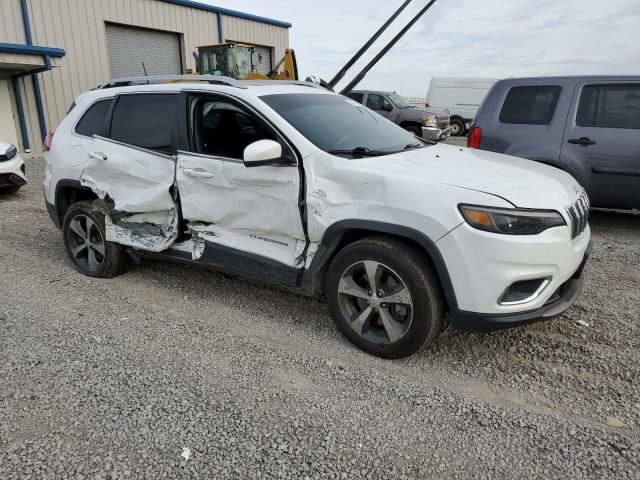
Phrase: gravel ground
[{"left": 1, "top": 157, "right": 638, "bottom": 479}]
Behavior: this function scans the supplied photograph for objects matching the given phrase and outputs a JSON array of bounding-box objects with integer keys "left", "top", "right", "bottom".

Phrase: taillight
[
  {"left": 43, "top": 132, "right": 54, "bottom": 152},
  {"left": 468, "top": 127, "right": 482, "bottom": 149}
]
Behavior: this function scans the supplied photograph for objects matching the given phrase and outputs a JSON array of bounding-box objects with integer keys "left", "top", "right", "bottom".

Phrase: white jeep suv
[{"left": 44, "top": 76, "right": 591, "bottom": 358}]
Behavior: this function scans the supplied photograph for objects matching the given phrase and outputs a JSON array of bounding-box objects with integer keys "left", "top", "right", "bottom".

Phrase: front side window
[
  {"left": 499, "top": 86, "right": 561, "bottom": 125},
  {"left": 75, "top": 99, "right": 112, "bottom": 137},
  {"left": 190, "top": 97, "right": 278, "bottom": 159},
  {"left": 109, "top": 94, "right": 178, "bottom": 153},
  {"left": 577, "top": 84, "right": 640, "bottom": 129},
  {"left": 260, "top": 93, "right": 427, "bottom": 155},
  {"left": 366, "top": 94, "right": 393, "bottom": 112}
]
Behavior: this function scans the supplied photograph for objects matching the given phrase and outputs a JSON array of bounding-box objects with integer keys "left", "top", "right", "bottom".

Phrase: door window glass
[
  {"left": 577, "top": 85, "right": 640, "bottom": 129},
  {"left": 191, "top": 97, "right": 278, "bottom": 159},
  {"left": 499, "top": 86, "right": 561, "bottom": 125},
  {"left": 366, "top": 94, "right": 392, "bottom": 111},
  {"left": 110, "top": 94, "right": 178, "bottom": 153},
  {"left": 75, "top": 99, "right": 112, "bottom": 137}
]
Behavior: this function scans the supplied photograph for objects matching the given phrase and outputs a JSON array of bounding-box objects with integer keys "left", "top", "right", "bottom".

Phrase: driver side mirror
[
  {"left": 243, "top": 139, "right": 286, "bottom": 167},
  {"left": 382, "top": 101, "right": 394, "bottom": 112}
]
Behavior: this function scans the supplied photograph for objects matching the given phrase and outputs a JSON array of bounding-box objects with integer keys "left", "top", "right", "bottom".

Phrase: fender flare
[{"left": 302, "top": 219, "right": 458, "bottom": 311}]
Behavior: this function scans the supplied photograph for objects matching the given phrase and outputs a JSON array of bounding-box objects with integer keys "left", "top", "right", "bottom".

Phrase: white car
[
  {"left": 43, "top": 76, "right": 591, "bottom": 358},
  {"left": 0, "top": 141, "right": 27, "bottom": 194}
]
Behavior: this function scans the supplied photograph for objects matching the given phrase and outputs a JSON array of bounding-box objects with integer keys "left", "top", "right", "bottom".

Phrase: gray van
[{"left": 469, "top": 76, "right": 640, "bottom": 209}]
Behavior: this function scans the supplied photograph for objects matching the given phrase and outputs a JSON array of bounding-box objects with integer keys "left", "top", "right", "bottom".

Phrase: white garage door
[{"left": 106, "top": 23, "right": 182, "bottom": 78}]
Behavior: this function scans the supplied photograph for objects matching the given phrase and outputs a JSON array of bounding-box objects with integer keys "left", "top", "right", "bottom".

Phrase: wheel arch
[
  {"left": 49, "top": 179, "right": 99, "bottom": 229},
  {"left": 302, "top": 220, "right": 458, "bottom": 312},
  {"left": 399, "top": 120, "right": 422, "bottom": 130}
]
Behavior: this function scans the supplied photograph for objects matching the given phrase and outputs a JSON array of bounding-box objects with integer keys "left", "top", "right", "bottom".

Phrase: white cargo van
[{"left": 426, "top": 77, "right": 497, "bottom": 136}]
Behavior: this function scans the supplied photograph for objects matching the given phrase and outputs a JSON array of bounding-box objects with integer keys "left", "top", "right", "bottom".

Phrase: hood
[
  {"left": 403, "top": 106, "right": 447, "bottom": 121},
  {"left": 359, "top": 143, "right": 583, "bottom": 209}
]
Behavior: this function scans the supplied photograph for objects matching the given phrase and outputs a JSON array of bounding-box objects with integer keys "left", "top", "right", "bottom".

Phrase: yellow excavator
[
  {"left": 194, "top": 0, "right": 437, "bottom": 93},
  {"left": 196, "top": 42, "right": 298, "bottom": 81}
]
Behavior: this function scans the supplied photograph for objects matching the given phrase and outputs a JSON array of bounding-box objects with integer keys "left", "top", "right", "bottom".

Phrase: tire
[
  {"left": 62, "top": 200, "right": 126, "bottom": 278},
  {"left": 450, "top": 118, "right": 465, "bottom": 137},
  {"left": 325, "top": 236, "right": 445, "bottom": 359},
  {"left": 403, "top": 125, "right": 422, "bottom": 136}
]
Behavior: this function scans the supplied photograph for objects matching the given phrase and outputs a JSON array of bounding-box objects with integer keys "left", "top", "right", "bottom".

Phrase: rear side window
[
  {"left": 577, "top": 84, "right": 640, "bottom": 129},
  {"left": 75, "top": 99, "right": 111, "bottom": 137},
  {"left": 345, "top": 92, "right": 364, "bottom": 104},
  {"left": 109, "top": 94, "right": 178, "bottom": 153},
  {"left": 499, "top": 86, "right": 561, "bottom": 125}
]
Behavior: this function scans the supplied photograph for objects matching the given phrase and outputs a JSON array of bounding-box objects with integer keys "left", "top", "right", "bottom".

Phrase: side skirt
[{"left": 141, "top": 240, "right": 302, "bottom": 290}]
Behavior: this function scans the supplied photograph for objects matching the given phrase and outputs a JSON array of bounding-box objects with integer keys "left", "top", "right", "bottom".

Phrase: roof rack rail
[
  {"left": 241, "top": 79, "right": 325, "bottom": 89},
  {"left": 95, "top": 74, "right": 247, "bottom": 90}
]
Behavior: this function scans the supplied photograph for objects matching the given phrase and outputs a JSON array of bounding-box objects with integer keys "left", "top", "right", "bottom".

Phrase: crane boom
[
  {"left": 340, "top": 0, "right": 438, "bottom": 94},
  {"left": 326, "top": 0, "right": 412, "bottom": 90}
]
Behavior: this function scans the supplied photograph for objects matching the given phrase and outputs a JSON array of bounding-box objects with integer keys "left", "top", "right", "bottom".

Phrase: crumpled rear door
[{"left": 80, "top": 136, "right": 178, "bottom": 252}]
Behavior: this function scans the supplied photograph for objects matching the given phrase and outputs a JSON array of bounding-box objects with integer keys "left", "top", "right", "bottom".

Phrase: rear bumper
[
  {"left": 421, "top": 126, "right": 451, "bottom": 142},
  {"left": 450, "top": 242, "right": 591, "bottom": 331}
]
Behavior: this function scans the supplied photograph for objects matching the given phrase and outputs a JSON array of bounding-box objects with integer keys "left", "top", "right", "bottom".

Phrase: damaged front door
[
  {"left": 176, "top": 94, "right": 305, "bottom": 284},
  {"left": 80, "top": 93, "right": 180, "bottom": 252}
]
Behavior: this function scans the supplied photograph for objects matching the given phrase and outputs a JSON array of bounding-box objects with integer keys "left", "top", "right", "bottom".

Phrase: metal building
[{"left": 0, "top": 0, "right": 291, "bottom": 154}]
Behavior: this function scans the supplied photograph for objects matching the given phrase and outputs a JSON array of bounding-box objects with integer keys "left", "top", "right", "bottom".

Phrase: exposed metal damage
[{"left": 105, "top": 210, "right": 179, "bottom": 253}]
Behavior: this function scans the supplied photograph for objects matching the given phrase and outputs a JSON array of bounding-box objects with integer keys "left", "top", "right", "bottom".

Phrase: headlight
[
  {"left": 458, "top": 204, "right": 566, "bottom": 235},
  {"left": 0, "top": 144, "right": 17, "bottom": 162},
  {"left": 423, "top": 115, "right": 437, "bottom": 128}
]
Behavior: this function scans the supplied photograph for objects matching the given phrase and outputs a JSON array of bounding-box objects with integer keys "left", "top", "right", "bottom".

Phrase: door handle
[
  {"left": 182, "top": 168, "right": 214, "bottom": 178},
  {"left": 567, "top": 137, "right": 596, "bottom": 146},
  {"left": 89, "top": 151, "right": 107, "bottom": 161}
]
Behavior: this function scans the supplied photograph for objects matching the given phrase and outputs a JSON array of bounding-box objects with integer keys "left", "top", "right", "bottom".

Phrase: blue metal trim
[
  {"left": 162, "top": 0, "right": 291, "bottom": 28},
  {"left": 31, "top": 74, "right": 48, "bottom": 141},
  {"left": 0, "top": 43, "right": 66, "bottom": 57},
  {"left": 20, "top": 0, "right": 33, "bottom": 45},
  {"left": 11, "top": 77, "right": 30, "bottom": 151},
  {"left": 217, "top": 12, "right": 224, "bottom": 43}
]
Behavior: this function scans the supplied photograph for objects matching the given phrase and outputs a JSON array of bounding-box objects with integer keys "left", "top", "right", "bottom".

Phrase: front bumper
[
  {"left": 437, "top": 219, "right": 591, "bottom": 316},
  {"left": 0, "top": 154, "right": 27, "bottom": 189},
  {"left": 422, "top": 126, "right": 451, "bottom": 142},
  {"left": 450, "top": 243, "right": 591, "bottom": 331}
]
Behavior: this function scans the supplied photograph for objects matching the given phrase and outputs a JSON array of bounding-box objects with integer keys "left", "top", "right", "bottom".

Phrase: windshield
[
  {"left": 260, "top": 93, "right": 427, "bottom": 156},
  {"left": 387, "top": 93, "right": 412, "bottom": 109}
]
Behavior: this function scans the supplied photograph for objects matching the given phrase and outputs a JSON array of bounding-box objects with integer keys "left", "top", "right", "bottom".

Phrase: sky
[{"left": 205, "top": 0, "right": 640, "bottom": 97}]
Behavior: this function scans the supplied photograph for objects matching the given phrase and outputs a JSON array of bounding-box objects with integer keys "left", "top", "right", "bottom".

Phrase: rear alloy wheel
[
  {"left": 450, "top": 118, "right": 465, "bottom": 137},
  {"left": 326, "top": 237, "right": 445, "bottom": 358},
  {"left": 62, "top": 201, "right": 125, "bottom": 278}
]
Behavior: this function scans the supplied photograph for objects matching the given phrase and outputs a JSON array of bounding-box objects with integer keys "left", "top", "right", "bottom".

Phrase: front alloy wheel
[
  {"left": 326, "top": 237, "right": 445, "bottom": 358},
  {"left": 338, "top": 260, "right": 413, "bottom": 344}
]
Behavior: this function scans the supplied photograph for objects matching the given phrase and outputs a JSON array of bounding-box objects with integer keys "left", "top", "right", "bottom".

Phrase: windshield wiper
[
  {"left": 403, "top": 143, "right": 426, "bottom": 150},
  {"left": 328, "top": 147, "right": 389, "bottom": 157}
]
